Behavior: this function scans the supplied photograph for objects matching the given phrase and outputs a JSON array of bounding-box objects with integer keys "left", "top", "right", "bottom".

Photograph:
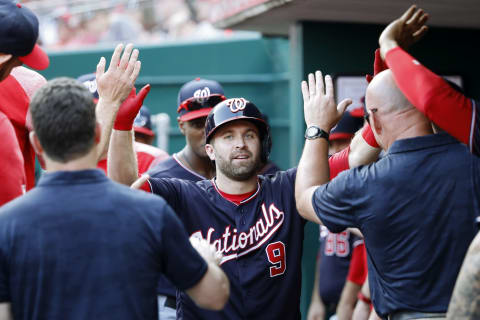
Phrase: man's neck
[
  {"left": 383, "top": 112, "right": 434, "bottom": 150},
  {"left": 178, "top": 147, "right": 215, "bottom": 179},
  {"left": 214, "top": 172, "right": 258, "bottom": 195},
  {"left": 44, "top": 149, "right": 99, "bottom": 172}
]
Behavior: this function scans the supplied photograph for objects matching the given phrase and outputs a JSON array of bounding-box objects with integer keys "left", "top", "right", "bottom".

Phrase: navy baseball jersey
[
  {"left": 147, "top": 168, "right": 305, "bottom": 320},
  {"left": 318, "top": 226, "right": 363, "bottom": 305},
  {"left": 0, "top": 170, "right": 207, "bottom": 320},
  {"left": 148, "top": 154, "right": 207, "bottom": 182},
  {"left": 148, "top": 154, "right": 207, "bottom": 298}
]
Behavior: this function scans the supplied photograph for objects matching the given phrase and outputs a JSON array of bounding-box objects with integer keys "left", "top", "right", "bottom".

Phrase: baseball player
[
  {"left": 0, "top": 44, "right": 229, "bottom": 319},
  {"left": 77, "top": 73, "right": 168, "bottom": 175},
  {"left": 378, "top": 5, "right": 480, "bottom": 155},
  {"left": 149, "top": 78, "right": 225, "bottom": 181},
  {"left": 109, "top": 80, "right": 380, "bottom": 319},
  {"left": 147, "top": 78, "right": 225, "bottom": 319},
  {"left": 0, "top": 0, "right": 49, "bottom": 203}
]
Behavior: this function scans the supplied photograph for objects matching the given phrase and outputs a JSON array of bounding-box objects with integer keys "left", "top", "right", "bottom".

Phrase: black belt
[
  {"left": 165, "top": 296, "right": 176, "bottom": 309},
  {"left": 387, "top": 311, "right": 446, "bottom": 320}
]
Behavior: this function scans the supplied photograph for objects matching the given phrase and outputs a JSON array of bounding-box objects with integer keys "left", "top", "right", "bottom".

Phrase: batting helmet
[{"left": 205, "top": 98, "right": 272, "bottom": 162}]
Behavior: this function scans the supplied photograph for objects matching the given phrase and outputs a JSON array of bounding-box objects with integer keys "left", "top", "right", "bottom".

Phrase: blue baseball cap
[
  {"left": 177, "top": 78, "right": 225, "bottom": 121},
  {"left": 133, "top": 105, "right": 154, "bottom": 137},
  {"left": 330, "top": 111, "right": 364, "bottom": 141},
  {"left": 77, "top": 73, "right": 99, "bottom": 102},
  {"left": 0, "top": 0, "right": 49, "bottom": 70}
]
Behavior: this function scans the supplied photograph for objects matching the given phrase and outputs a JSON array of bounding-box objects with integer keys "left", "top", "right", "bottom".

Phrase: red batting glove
[
  {"left": 373, "top": 48, "right": 388, "bottom": 76},
  {"left": 114, "top": 84, "right": 151, "bottom": 131},
  {"left": 361, "top": 122, "right": 380, "bottom": 148},
  {"left": 366, "top": 49, "right": 389, "bottom": 84}
]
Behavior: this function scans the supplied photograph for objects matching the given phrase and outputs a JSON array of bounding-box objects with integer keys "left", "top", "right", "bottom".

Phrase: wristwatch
[{"left": 305, "top": 125, "right": 329, "bottom": 140}]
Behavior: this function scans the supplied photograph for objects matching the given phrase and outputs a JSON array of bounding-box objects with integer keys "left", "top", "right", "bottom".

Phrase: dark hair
[{"left": 29, "top": 77, "right": 96, "bottom": 163}]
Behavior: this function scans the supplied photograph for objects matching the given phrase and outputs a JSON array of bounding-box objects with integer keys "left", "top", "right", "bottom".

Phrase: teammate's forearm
[
  {"left": 348, "top": 128, "right": 381, "bottom": 169},
  {"left": 108, "top": 129, "right": 139, "bottom": 185},
  {"left": 95, "top": 98, "right": 121, "bottom": 162},
  {"left": 385, "top": 47, "right": 473, "bottom": 145},
  {"left": 186, "top": 262, "right": 230, "bottom": 311},
  {"left": 337, "top": 281, "right": 362, "bottom": 320},
  {"left": 295, "top": 139, "right": 329, "bottom": 223},
  {"left": 447, "top": 233, "right": 480, "bottom": 319}
]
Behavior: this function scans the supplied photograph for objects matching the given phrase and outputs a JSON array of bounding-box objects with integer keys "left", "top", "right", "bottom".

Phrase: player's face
[
  {"left": 209, "top": 120, "right": 262, "bottom": 181},
  {"left": 0, "top": 55, "right": 22, "bottom": 82},
  {"left": 180, "top": 117, "right": 208, "bottom": 158}
]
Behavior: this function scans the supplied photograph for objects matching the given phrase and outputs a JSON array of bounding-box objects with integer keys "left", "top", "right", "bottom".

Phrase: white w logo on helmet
[
  {"left": 227, "top": 98, "right": 247, "bottom": 113},
  {"left": 193, "top": 87, "right": 211, "bottom": 103}
]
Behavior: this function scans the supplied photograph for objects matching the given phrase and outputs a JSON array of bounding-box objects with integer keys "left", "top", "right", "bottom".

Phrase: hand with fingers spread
[
  {"left": 189, "top": 237, "right": 223, "bottom": 266},
  {"left": 96, "top": 43, "right": 142, "bottom": 104},
  {"left": 301, "top": 71, "right": 352, "bottom": 132},
  {"left": 114, "top": 84, "right": 151, "bottom": 131},
  {"left": 379, "top": 5, "right": 429, "bottom": 59}
]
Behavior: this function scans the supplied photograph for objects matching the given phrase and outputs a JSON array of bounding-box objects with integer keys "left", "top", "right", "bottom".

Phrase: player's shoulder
[
  {"left": 148, "top": 156, "right": 178, "bottom": 177},
  {"left": 259, "top": 167, "right": 297, "bottom": 186}
]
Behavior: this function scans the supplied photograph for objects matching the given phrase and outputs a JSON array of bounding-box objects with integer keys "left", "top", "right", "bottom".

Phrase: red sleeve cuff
[{"left": 329, "top": 146, "right": 350, "bottom": 179}]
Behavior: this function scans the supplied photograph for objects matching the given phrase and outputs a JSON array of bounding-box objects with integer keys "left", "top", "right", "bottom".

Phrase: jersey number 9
[{"left": 266, "top": 241, "right": 286, "bottom": 277}]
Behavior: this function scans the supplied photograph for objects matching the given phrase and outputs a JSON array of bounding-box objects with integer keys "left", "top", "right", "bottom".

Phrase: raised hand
[
  {"left": 301, "top": 71, "right": 352, "bottom": 131},
  {"left": 190, "top": 237, "right": 223, "bottom": 266},
  {"left": 379, "top": 5, "right": 429, "bottom": 59},
  {"left": 96, "top": 43, "right": 142, "bottom": 104}
]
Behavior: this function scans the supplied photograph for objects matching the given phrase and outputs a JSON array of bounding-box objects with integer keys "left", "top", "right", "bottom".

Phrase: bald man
[{"left": 295, "top": 70, "right": 480, "bottom": 320}]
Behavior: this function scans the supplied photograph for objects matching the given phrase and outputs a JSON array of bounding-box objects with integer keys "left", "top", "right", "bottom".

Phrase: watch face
[{"left": 306, "top": 126, "right": 319, "bottom": 138}]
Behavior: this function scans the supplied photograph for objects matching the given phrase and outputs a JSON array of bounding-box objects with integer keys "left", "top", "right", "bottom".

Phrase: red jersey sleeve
[
  {"left": 347, "top": 243, "right": 367, "bottom": 285},
  {"left": 329, "top": 146, "right": 350, "bottom": 179},
  {"left": 0, "top": 113, "right": 26, "bottom": 205},
  {"left": 385, "top": 47, "right": 475, "bottom": 152}
]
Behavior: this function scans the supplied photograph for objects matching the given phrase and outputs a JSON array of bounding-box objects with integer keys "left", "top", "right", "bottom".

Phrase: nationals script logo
[{"left": 191, "top": 203, "right": 285, "bottom": 265}]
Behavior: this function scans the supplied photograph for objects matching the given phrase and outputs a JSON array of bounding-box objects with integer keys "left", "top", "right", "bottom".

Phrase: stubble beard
[{"left": 216, "top": 152, "right": 261, "bottom": 181}]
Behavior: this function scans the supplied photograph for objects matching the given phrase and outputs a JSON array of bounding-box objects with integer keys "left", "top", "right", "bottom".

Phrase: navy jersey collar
[
  {"left": 37, "top": 169, "right": 108, "bottom": 186},
  {"left": 388, "top": 133, "right": 459, "bottom": 154}
]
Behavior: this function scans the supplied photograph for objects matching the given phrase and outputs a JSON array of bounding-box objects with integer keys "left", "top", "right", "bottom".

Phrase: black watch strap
[{"left": 305, "top": 125, "right": 329, "bottom": 140}]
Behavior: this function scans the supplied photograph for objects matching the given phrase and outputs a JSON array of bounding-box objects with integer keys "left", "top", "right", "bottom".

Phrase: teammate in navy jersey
[
  {"left": 377, "top": 5, "right": 480, "bottom": 155},
  {"left": 109, "top": 81, "right": 381, "bottom": 320},
  {"left": 147, "top": 78, "right": 224, "bottom": 319},
  {"left": 0, "top": 45, "right": 229, "bottom": 320}
]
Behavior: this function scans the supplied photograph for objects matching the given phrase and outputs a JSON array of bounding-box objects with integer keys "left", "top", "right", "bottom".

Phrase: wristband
[
  {"left": 357, "top": 291, "right": 372, "bottom": 305},
  {"left": 361, "top": 123, "right": 380, "bottom": 148}
]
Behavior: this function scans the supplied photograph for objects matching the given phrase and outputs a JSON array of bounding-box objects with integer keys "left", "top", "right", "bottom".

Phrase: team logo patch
[
  {"left": 226, "top": 98, "right": 247, "bottom": 113},
  {"left": 82, "top": 79, "right": 97, "bottom": 95},
  {"left": 193, "top": 87, "right": 211, "bottom": 103}
]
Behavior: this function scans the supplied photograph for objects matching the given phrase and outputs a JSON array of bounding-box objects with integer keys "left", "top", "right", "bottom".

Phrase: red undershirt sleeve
[
  {"left": 347, "top": 243, "right": 367, "bottom": 285},
  {"left": 328, "top": 146, "right": 350, "bottom": 179},
  {"left": 385, "top": 47, "right": 473, "bottom": 147}
]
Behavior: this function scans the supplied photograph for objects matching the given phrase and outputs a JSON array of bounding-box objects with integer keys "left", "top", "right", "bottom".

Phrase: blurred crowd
[{"left": 23, "top": 0, "right": 250, "bottom": 51}]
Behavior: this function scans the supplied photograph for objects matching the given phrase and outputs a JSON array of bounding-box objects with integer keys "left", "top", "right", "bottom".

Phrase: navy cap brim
[{"left": 18, "top": 44, "right": 49, "bottom": 70}]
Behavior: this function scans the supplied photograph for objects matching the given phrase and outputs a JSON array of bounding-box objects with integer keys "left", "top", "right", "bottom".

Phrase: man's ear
[
  {"left": 370, "top": 112, "right": 382, "bottom": 136},
  {"left": 0, "top": 53, "right": 13, "bottom": 65},
  {"left": 205, "top": 143, "right": 216, "bottom": 161},
  {"left": 178, "top": 118, "right": 186, "bottom": 135},
  {"left": 29, "top": 131, "right": 43, "bottom": 156}
]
